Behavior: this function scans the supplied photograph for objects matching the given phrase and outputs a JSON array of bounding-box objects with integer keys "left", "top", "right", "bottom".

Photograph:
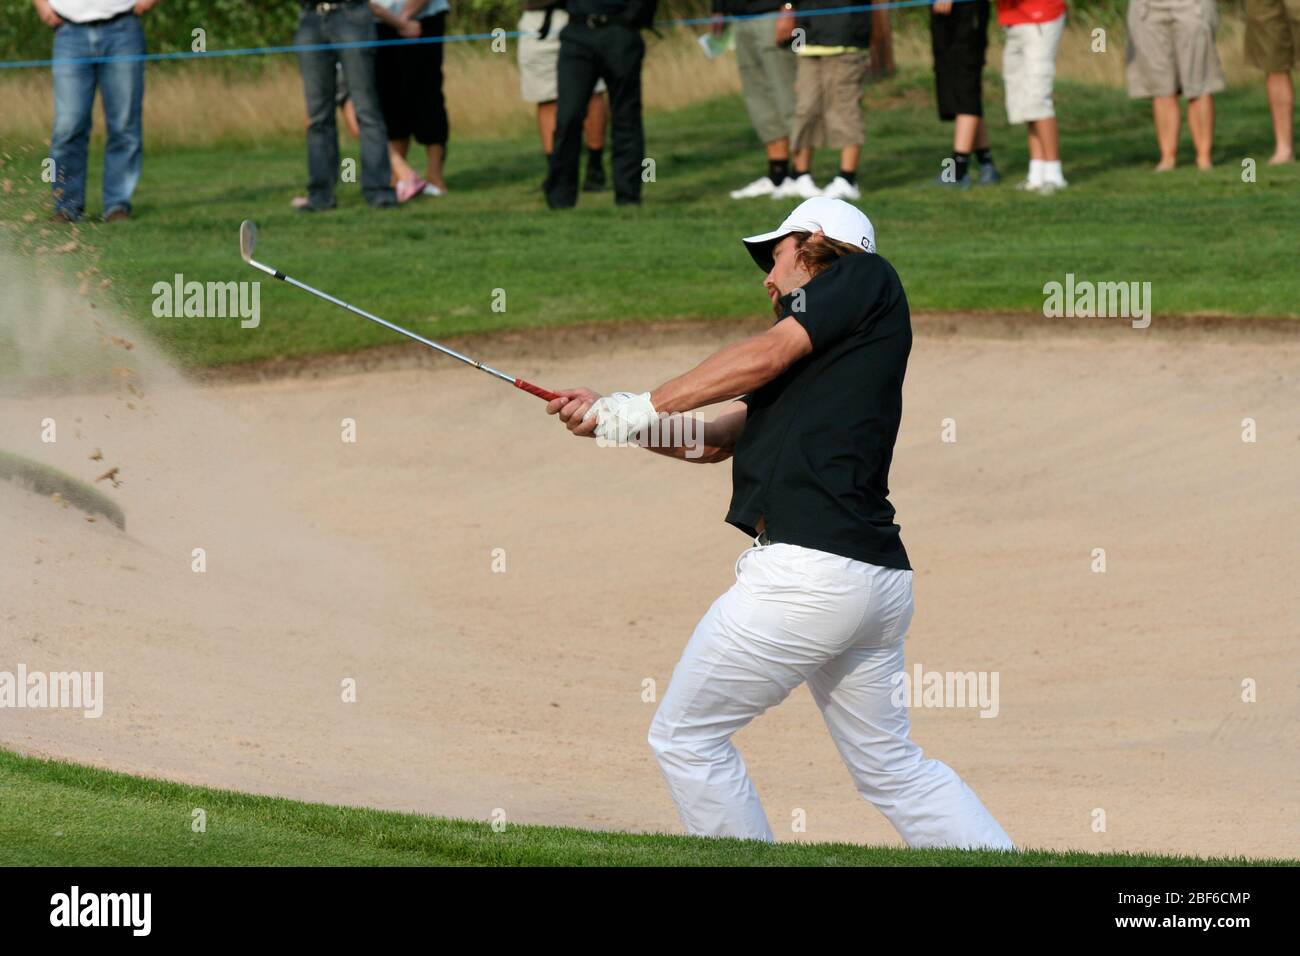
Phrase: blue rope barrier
[{"left": 0, "top": 0, "right": 980, "bottom": 70}]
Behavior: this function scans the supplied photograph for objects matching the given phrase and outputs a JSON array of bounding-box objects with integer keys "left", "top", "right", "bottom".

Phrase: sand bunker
[{"left": 1, "top": 256, "right": 1296, "bottom": 857}]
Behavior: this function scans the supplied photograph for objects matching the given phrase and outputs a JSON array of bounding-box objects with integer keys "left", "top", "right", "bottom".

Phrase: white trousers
[{"left": 648, "top": 542, "right": 1015, "bottom": 850}]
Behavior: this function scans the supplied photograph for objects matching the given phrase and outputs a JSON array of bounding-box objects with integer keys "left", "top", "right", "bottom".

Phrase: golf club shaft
[{"left": 247, "top": 257, "right": 560, "bottom": 403}]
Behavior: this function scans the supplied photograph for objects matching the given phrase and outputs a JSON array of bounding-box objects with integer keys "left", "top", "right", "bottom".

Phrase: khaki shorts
[
  {"left": 733, "top": 16, "right": 798, "bottom": 145},
  {"left": 1126, "top": 0, "right": 1226, "bottom": 99},
  {"left": 790, "top": 52, "right": 870, "bottom": 151},
  {"left": 1002, "top": 14, "right": 1065, "bottom": 124},
  {"left": 517, "top": 9, "right": 605, "bottom": 103},
  {"left": 1245, "top": 0, "right": 1300, "bottom": 72}
]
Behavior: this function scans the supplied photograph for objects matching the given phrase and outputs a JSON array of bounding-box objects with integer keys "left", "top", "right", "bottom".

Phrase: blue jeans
[
  {"left": 296, "top": 4, "right": 395, "bottom": 207},
  {"left": 50, "top": 14, "right": 145, "bottom": 220}
]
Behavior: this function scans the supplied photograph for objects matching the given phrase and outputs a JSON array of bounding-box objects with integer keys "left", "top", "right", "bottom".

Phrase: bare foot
[
  {"left": 1196, "top": 157, "right": 1213, "bottom": 171},
  {"left": 1154, "top": 158, "right": 1176, "bottom": 172},
  {"left": 1267, "top": 151, "right": 1294, "bottom": 165}
]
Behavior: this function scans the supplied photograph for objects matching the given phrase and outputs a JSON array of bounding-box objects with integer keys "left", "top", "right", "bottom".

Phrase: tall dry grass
[{"left": 0, "top": 17, "right": 1255, "bottom": 149}]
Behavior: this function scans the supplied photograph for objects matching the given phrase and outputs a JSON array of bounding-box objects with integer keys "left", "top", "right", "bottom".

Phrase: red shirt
[{"left": 996, "top": 0, "right": 1066, "bottom": 26}]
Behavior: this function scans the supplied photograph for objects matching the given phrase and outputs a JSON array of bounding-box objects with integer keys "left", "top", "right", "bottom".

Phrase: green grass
[
  {"left": 1, "top": 70, "right": 1297, "bottom": 371},
  {"left": 1, "top": 749, "right": 1292, "bottom": 866}
]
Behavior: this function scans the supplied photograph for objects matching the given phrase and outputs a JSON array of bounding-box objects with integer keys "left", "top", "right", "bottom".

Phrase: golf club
[{"left": 238, "top": 220, "right": 560, "bottom": 403}]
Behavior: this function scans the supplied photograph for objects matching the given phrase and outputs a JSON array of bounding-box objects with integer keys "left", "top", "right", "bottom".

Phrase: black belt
[
  {"left": 577, "top": 14, "right": 617, "bottom": 27},
  {"left": 76, "top": 10, "right": 133, "bottom": 27},
  {"left": 302, "top": 0, "right": 364, "bottom": 12}
]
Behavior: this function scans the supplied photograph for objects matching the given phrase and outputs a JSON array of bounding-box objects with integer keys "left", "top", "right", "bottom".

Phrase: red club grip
[{"left": 514, "top": 378, "right": 561, "bottom": 403}]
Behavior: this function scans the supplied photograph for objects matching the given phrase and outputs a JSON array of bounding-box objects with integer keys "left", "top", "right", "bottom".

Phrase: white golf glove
[{"left": 585, "top": 391, "right": 658, "bottom": 444}]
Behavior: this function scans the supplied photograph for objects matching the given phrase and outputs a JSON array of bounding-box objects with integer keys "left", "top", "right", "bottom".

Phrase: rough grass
[
  {"left": 0, "top": 19, "right": 1257, "bottom": 147},
  {"left": 2, "top": 749, "right": 1290, "bottom": 866}
]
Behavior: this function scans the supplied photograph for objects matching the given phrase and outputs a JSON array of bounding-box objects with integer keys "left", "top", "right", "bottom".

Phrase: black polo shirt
[{"left": 726, "top": 251, "right": 912, "bottom": 570}]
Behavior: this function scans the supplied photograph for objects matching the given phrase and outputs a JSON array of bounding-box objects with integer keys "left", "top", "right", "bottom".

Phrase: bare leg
[
  {"left": 1026, "top": 124, "right": 1044, "bottom": 162},
  {"left": 388, "top": 143, "right": 417, "bottom": 184},
  {"left": 424, "top": 143, "right": 446, "bottom": 192},
  {"left": 1031, "top": 117, "right": 1060, "bottom": 161},
  {"left": 1266, "top": 71, "right": 1294, "bottom": 164},
  {"left": 794, "top": 146, "right": 814, "bottom": 173},
  {"left": 974, "top": 116, "right": 989, "bottom": 151},
  {"left": 583, "top": 92, "right": 607, "bottom": 150},
  {"left": 1186, "top": 94, "right": 1214, "bottom": 169},
  {"left": 536, "top": 100, "right": 558, "bottom": 155},
  {"left": 953, "top": 114, "right": 980, "bottom": 153},
  {"left": 341, "top": 99, "right": 360, "bottom": 140},
  {"left": 1152, "top": 95, "right": 1180, "bottom": 171},
  {"left": 766, "top": 137, "right": 790, "bottom": 162},
  {"left": 839, "top": 144, "right": 861, "bottom": 174}
]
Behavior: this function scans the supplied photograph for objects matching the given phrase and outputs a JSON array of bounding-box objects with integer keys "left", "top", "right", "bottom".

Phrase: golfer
[{"left": 547, "top": 197, "right": 1014, "bottom": 849}]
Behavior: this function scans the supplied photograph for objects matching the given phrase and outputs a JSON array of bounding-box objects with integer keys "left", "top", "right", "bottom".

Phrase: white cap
[{"left": 741, "top": 197, "right": 876, "bottom": 272}]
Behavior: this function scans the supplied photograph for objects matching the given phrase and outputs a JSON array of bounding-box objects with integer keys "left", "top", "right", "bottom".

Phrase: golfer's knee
[
  {"left": 647, "top": 712, "right": 723, "bottom": 770},
  {"left": 849, "top": 742, "right": 931, "bottom": 794},
  {"left": 646, "top": 712, "right": 679, "bottom": 761}
]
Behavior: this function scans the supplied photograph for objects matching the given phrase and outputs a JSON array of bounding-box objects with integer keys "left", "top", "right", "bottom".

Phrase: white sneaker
[
  {"left": 820, "top": 175, "right": 861, "bottom": 201},
  {"left": 729, "top": 176, "right": 778, "bottom": 199},
  {"left": 1017, "top": 172, "right": 1068, "bottom": 194},
  {"left": 772, "top": 173, "right": 821, "bottom": 200},
  {"left": 1027, "top": 177, "right": 1068, "bottom": 196},
  {"left": 421, "top": 183, "right": 445, "bottom": 197}
]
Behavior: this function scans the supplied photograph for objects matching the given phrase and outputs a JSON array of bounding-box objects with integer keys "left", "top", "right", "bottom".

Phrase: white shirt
[
  {"left": 49, "top": 0, "right": 137, "bottom": 23},
  {"left": 371, "top": 0, "right": 450, "bottom": 20}
]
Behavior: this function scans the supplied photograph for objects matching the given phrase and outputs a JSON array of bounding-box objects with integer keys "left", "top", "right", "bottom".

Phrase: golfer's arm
[
  {"left": 642, "top": 401, "right": 748, "bottom": 464},
  {"left": 649, "top": 317, "right": 811, "bottom": 414}
]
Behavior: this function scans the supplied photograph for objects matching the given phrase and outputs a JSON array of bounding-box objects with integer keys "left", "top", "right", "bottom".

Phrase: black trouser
[
  {"left": 930, "top": 0, "right": 990, "bottom": 121},
  {"left": 545, "top": 21, "right": 644, "bottom": 208},
  {"left": 375, "top": 12, "right": 449, "bottom": 146}
]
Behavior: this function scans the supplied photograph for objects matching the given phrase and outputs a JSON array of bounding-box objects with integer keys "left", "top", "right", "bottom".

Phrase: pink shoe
[{"left": 396, "top": 176, "right": 428, "bottom": 204}]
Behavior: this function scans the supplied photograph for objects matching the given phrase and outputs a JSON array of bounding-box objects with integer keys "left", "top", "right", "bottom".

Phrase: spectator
[
  {"left": 35, "top": 0, "right": 157, "bottom": 224},
  {"left": 371, "top": 1, "right": 451, "bottom": 196},
  {"left": 544, "top": 0, "right": 655, "bottom": 208},
  {"left": 295, "top": 0, "right": 395, "bottom": 211},
  {"left": 929, "top": 0, "right": 1000, "bottom": 188},
  {"left": 711, "top": 0, "right": 799, "bottom": 199},
  {"left": 291, "top": 63, "right": 428, "bottom": 206},
  {"left": 783, "top": 0, "right": 874, "bottom": 201},
  {"left": 1126, "top": 0, "right": 1224, "bottom": 171},
  {"left": 518, "top": 1, "right": 610, "bottom": 191},
  {"left": 1244, "top": 0, "right": 1299, "bottom": 164},
  {"left": 997, "top": 0, "right": 1067, "bottom": 193}
]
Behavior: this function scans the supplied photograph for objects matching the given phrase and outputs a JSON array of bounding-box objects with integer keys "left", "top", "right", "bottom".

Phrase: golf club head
[{"left": 239, "top": 220, "right": 258, "bottom": 263}]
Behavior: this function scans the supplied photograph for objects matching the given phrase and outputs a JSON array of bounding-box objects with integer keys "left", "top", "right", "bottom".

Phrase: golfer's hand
[
  {"left": 547, "top": 387, "right": 602, "bottom": 438},
  {"left": 36, "top": 0, "right": 64, "bottom": 27},
  {"left": 133, "top": 0, "right": 158, "bottom": 15},
  {"left": 587, "top": 391, "right": 657, "bottom": 444},
  {"left": 398, "top": 17, "right": 421, "bottom": 38},
  {"left": 933, "top": 0, "right": 953, "bottom": 13}
]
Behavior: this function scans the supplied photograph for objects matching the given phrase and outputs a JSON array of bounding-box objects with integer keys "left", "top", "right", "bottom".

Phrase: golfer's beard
[{"left": 769, "top": 285, "right": 786, "bottom": 319}]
